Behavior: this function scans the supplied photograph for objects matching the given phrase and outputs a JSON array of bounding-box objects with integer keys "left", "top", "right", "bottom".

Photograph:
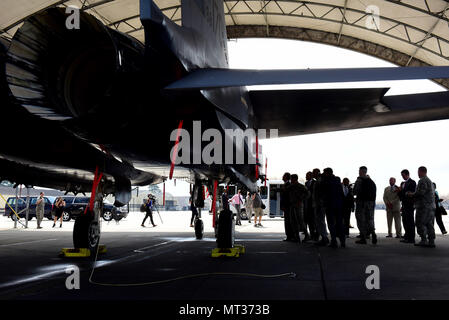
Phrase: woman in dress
[{"left": 53, "top": 197, "right": 66, "bottom": 228}]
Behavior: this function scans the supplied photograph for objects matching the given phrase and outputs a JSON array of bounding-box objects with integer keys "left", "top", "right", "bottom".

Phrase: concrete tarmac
[{"left": 0, "top": 211, "right": 449, "bottom": 300}]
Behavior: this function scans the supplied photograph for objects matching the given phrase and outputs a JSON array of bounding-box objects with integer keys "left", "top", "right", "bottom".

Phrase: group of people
[
  {"left": 220, "top": 189, "right": 264, "bottom": 227},
  {"left": 280, "top": 166, "right": 443, "bottom": 249},
  {"left": 34, "top": 192, "right": 65, "bottom": 229}
]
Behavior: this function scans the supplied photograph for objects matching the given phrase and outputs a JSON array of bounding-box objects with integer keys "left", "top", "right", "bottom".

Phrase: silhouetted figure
[
  {"left": 398, "top": 169, "right": 417, "bottom": 244},
  {"left": 189, "top": 195, "right": 198, "bottom": 228},
  {"left": 354, "top": 166, "right": 377, "bottom": 245},
  {"left": 141, "top": 194, "right": 156, "bottom": 227},
  {"left": 341, "top": 178, "right": 355, "bottom": 238},
  {"left": 312, "top": 168, "right": 329, "bottom": 246},
  {"left": 287, "top": 174, "right": 310, "bottom": 243},
  {"left": 321, "top": 168, "right": 345, "bottom": 248},
  {"left": 221, "top": 189, "right": 230, "bottom": 211},
  {"left": 305, "top": 171, "right": 318, "bottom": 241},
  {"left": 280, "top": 172, "right": 293, "bottom": 241},
  {"left": 433, "top": 183, "right": 447, "bottom": 235}
]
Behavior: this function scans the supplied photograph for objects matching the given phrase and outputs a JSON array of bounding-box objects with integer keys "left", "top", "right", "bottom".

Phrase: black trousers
[
  {"left": 325, "top": 207, "right": 344, "bottom": 242},
  {"left": 435, "top": 209, "right": 447, "bottom": 233},
  {"left": 304, "top": 205, "right": 317, "bottom": 237},
  {"left": 190, "top": 206, "right": 199, "bottom": 225},
  {"left": 142, "top": 209, "right": 155, "bottom": 226},
  {"left": 342, "top": 206, "right": 352, "bottom": 236},
  {"left": 402, "top": 207, "right": 415, "bottom": 241},
  {"left": 283, "top": 206, "right": 294, "bottom": 239}
]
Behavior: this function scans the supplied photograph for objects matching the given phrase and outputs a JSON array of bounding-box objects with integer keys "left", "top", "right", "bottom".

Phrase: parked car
[
  {"left": 59, "top": 196, "right": 128, "bottom": 222},
  {"left": 3, "top": 196, "right": 56, "bottom": 220}
]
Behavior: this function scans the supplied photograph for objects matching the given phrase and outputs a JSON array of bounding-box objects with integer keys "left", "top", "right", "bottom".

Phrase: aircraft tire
[{"left": 195, "top": 218, "right": 204, "bottom": 239}]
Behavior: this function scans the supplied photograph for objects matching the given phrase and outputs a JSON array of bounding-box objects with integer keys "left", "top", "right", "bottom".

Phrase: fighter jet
[{"left": 1, "top": 0, "right": 449, "bottom": 251}]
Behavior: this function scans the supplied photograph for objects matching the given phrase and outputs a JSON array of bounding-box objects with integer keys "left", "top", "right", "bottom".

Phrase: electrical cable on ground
[{"left": 88, "top": 226, "right": 296, "bottom": 287}]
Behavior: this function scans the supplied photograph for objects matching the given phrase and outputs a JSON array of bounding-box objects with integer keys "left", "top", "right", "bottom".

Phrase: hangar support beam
[{"left": 227, "top": 25, "right": 449, "bottom": 90}]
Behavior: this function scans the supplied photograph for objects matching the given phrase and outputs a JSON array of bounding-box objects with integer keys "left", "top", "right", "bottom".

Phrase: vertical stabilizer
[{"left": 182, "top": 0, "right": 229, "bottom": 68}]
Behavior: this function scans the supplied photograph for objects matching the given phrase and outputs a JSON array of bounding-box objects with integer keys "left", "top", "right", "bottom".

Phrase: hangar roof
[{"left": 1, "top": 0, "right": 449, "bottom": 87}]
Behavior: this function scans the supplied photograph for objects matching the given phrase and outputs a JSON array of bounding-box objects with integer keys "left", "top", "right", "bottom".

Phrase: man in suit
[
  {"left": 288, "top": 174, "right": 310, "bottom": 243},
  {"left": 312, "top": 168, "right": 330, "bottom": 246},
  {"left": 280, "top": 172, "right": 293, "bottom": 241},
  {"left": 383, "top": 177, "right": 402, "bottom": 238},
  {"left": 305, "top": 171, "right": 318, "bottom": 241},
  {"left": 398, "top": 169, "right": 417, "bottom": 244},
  {"left": 320, "top": 168, "right": 345, "bottom": 248},
  {"left": 342, "top": 178, "right": 355, "bottom": 238}
]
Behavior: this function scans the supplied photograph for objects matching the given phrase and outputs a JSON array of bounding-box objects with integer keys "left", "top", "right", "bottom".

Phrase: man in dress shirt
[{"left": 383, "top": 178, "right": 402, "bottom": 238}]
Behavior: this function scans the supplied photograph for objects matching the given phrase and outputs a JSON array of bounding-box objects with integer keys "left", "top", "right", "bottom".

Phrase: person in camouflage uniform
[
  {"left": 407, "top": 166, "right": 436, "bottom": 248},
  {"left": 353, "top": 166, "right": 377, "bottom": 245},
  {"left": 312, "top": 168, "right": 329, "bottom": 246},
  {"left": 36, "top": 192, "right": 45, "bottom": 229},
  {"left": 288, "top": 174, "right": 310, "bottom": 243}
]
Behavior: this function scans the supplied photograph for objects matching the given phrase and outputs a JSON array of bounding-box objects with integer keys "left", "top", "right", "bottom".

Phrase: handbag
[
  {"left": 140, "top": 204, "right": 146, "bottom": 212},
  {"left": 261, "top": 203, "right": 266, "bottom": 210},
  {"left": 439, "top": 206, "right": 447, "bottom": 216}
]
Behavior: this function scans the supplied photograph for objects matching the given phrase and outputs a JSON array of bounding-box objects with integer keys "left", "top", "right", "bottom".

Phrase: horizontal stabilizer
[
  {"left": 249, "top": 88, "right": 449, "bottom": 137},
  {"left": 166, "top": 66, "right": 449, "bottom": 90}
]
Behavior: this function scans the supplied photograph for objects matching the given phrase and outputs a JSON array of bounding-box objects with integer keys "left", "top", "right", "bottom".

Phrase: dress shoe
[
  {"left": 386, "top": 234, "right": 392, "bottom": 238},
  {"left": 316, "top": 238, "right": 329, "bottom": 246},
  {"left": 395, "top": 235, "right": 401, "bottom": 239},
  {"left": 329, "top": 239, "right": 338, "bottom": 248},
  {"left": 414, "top": 240, "right": 428, "bottom": 247},
  {"left": 355, "top": 238, "right": 367, "bottom": 244},
  {"left": 426, "top": 240, "right": 436, "bottom": 248},
  {"left": 443, "top": 230, "right": 447, "bottom": 235}
]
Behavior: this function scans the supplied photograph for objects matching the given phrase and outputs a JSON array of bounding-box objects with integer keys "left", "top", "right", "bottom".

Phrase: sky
[{"left": 164, "top": 38, "right": 449, "bottom": 201}]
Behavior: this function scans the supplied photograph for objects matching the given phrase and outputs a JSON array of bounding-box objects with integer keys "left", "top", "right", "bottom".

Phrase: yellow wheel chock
[
  {"left": 211, "top": 244, "right": 245, "bottom": 258},
  {"left": 59, "top": 245, "right": 107, "bottom": 258}
]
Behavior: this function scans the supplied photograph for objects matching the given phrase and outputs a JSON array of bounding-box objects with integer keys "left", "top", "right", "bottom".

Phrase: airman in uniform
[{"left": 407, "top": 166, "right": 436, "bottom": 248}]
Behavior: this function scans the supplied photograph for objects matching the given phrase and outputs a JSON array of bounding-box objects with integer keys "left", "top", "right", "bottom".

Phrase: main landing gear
[{"left": 60, "top": 167, "right": 106, "bottom": 258}]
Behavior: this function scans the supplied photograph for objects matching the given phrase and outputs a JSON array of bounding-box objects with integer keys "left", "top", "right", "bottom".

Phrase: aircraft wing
[
  {"left": 165, "top": 66, "right": 449, "bottom": 90},
  {"left": 248, "top": 88, "right": 449, "bottom": 137}
]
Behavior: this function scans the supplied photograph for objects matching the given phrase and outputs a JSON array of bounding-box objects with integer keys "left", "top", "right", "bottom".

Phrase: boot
[
  {"left": 303, "top": 233, "right": 311, "bottom": 242},
  {"left": 317, "top": 237, "right": 329, "bottom": 246},
  {"left": 426, "top": 239, "right": 436, "bottom": 248},
  {"left": 372, "top": 232, "right": 377, "bottom": 244},
  {"left": 329, "top": 239, "right": 338, "bottom": 248},
  {"left": 414, "top": 238, "right": 428, "bottom": 247}
]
